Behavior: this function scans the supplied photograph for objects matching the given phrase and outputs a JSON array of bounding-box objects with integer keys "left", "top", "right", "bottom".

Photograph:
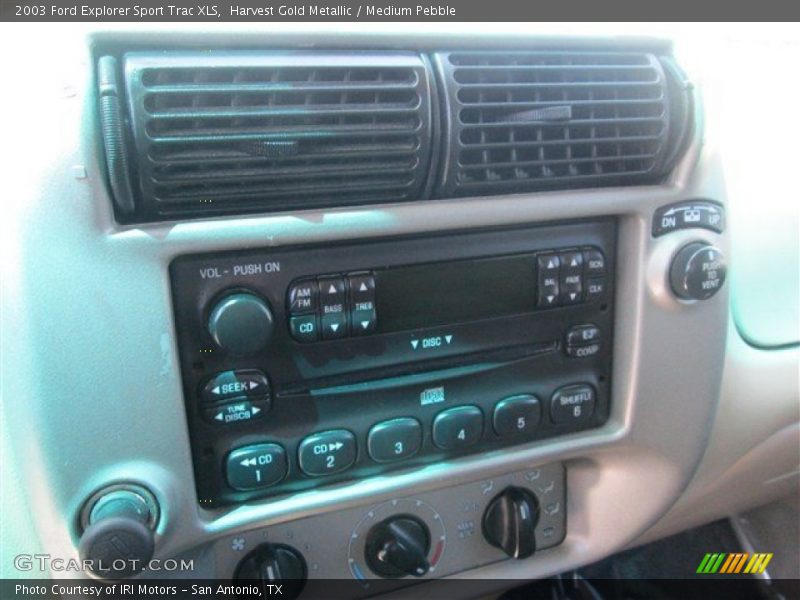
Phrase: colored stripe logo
[{"left": 697, "top": 552, "right": 773, "bottom": 574}]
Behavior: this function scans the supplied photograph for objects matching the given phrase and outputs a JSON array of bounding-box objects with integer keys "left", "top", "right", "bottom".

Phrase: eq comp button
[
  {"left": 550, "top": 384, "right": 596, "bottom": 425},
  {"left": 432, "top": 405, "right": 484, "bottom": 450},
  {"left": 226, "top": 443, "right": 287, "bottom": 491},
  {"left": 298, "top": 429, "right": 356, "bottom": 476}
]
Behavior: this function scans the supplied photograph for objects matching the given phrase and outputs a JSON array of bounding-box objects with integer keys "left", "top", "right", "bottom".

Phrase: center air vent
[
  {"left": 118, "top": 52, "right": 433, "bottom": 221},
  {"left": 433, "top": 51, "right": 690, "bottom": 197}
]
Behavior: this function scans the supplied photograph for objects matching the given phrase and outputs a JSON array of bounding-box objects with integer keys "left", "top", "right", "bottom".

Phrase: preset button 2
[{"left": 298, "top": 429, "right": 357, "bottom": 476}]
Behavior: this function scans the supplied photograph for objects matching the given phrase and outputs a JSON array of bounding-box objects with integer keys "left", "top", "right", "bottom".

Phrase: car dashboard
[{"left": 0, "top": 23, "right": 798, "bottom": 599}]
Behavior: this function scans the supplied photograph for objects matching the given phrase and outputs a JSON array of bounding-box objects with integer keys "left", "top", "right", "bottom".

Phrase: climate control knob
[
  {"left": 364, "top": 515, "right": 430, "bottom": 578},
  {"left": 234, "top": 543, "right": 306, "bottom": 599},
  {"left": 207, "top": 292, "right": 274, "bottom": 356},
  {"left": 669, "top": 242, "right": 727, "bottom": 301},
  {"left": 482, "top": 487, "right": 540, "bottom": 559}
]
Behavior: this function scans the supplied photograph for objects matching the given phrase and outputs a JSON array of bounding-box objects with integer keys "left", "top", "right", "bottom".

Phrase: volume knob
[{"left": 207, "top": 292, "right": 274, "bottom": 356}]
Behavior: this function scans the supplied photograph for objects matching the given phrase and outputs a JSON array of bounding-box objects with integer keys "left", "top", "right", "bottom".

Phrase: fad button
[{"left": 550, "top": 384, "right": 596, "bottom": 425}]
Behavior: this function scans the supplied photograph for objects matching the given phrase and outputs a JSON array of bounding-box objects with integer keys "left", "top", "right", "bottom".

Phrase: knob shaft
[
  {"left": 482, "top": 487, "right": 540, "bottom": 559},
  {"left": 78, "top": 487, "right": 158, "bottom": 579},
  {"left": 235, "top": 543, "right": 306, "bottom": 600},
  {"left": 365, "top": 515, "right": 430, "bottom": 578},
  {"left": 670, "top": 242, "right": 727, "bottom": 301},
  {"left": 207, "top": 292, "right": 274, "bottom": 356}
]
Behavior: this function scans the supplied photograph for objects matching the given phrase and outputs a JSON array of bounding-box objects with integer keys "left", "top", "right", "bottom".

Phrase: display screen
[{"left": 376, "top": 254, "right": 538, "bottom": 332}]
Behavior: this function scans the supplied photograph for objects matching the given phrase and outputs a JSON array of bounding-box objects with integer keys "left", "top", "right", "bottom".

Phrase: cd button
[
  {"left": 432, "top": 405, "right": 484, "bottom": 450},
  {"left": 289, "top": 314, "right": 319, "bottom": 343},
  {"left": 298, "top": 430, "right": 357, "bottom": 476}
]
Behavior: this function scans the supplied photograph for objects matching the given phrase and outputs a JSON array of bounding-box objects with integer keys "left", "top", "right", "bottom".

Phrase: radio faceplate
[{"left": 170, "top": 220, "right": 616, "bottom": 506}]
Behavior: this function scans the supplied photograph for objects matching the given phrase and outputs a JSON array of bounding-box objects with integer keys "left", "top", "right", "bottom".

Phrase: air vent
[
  {"left": 433, "top": 51, "right": 690, "bottom": 197},
  {"left": 115, "top": 52, "right": 433, "bottom": 221}
]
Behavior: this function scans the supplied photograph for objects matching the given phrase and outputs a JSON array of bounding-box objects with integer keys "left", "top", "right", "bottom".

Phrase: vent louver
[
  {"left": 119, "top": 52, "right": 433, "bottom": 220},
  {"left": 434, "top": 51, "right": 687, "bottom": 197}
]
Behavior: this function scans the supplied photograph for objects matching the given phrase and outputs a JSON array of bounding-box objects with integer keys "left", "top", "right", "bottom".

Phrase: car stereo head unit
[{"left": 170, "top": 220, "right": 615, "bottom": 507}]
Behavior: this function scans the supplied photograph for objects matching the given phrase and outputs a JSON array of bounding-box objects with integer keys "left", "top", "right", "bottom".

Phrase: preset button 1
[{"left": 226, "top": 443, "right": 287, "bottom": 491}]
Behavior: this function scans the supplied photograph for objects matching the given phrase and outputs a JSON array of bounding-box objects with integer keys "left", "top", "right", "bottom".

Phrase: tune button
[
  {"left": 550, "top": 384, "right": 596, "bottom": 425},
  {"left": 432, "top": 406, "right": 484, "bottom": 450},
  {"left": 298, "top": 429, "right": 357, "bottom": 476},
  {"left": 493, "top": 395, "right": 541, "bottom": 438},
  {"left": 368, "top": 418, "right": 422, "bottom": 463},
  {"left": 203, "top": 399, "right": 268, "bottom": 426},
  {"left": 226, "top": 443, "right": 287, "bottom": 491}
]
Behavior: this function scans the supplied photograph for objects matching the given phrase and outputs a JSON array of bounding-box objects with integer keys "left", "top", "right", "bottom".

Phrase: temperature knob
[{"left": 364, "top": 515, "right": 430, "bottom": 578}]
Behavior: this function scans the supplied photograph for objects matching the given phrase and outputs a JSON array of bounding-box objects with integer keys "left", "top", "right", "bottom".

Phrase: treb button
[{"left": 348, "top": 272, "right": 377, "bottom": 335}]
